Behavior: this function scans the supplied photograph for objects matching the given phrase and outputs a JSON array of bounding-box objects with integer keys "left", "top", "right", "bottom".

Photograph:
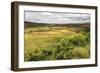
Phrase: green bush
[{"left": 25, "top": 33, "right": 90, "bottom": 61}]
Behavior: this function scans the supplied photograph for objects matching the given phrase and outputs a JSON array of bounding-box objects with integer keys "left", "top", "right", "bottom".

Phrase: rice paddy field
[{"left": 24, "top": 22, "right": 90, "bottom": 61}]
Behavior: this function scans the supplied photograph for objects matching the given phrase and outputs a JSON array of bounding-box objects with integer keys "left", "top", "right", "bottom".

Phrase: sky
[{"left": 24, "top": 11, "right": 90, "bottom": 24}]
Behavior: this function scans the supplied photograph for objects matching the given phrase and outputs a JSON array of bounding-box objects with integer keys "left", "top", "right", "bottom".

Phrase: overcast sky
[{"left": 24, "top": 11, "right": 90, "bottom": 24}]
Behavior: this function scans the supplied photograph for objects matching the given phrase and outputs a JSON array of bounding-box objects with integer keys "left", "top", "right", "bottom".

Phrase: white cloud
[{"left": 24, "top": 11, "right": 90, "bottom": 24}]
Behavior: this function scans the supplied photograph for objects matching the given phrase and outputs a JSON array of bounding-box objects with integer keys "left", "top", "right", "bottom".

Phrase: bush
[{"left": 25, "top": 33, "right": 90, "bottom": 61}]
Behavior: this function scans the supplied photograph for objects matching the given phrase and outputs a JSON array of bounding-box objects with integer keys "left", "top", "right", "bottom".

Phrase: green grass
[{"left": 24, "top": 23, "right": 90, "bottom": 61}]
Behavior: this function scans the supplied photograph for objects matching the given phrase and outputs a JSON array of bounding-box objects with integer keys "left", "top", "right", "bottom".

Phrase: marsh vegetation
[{"left": 24, "top": 22, "right": 90, "bottom": 61}]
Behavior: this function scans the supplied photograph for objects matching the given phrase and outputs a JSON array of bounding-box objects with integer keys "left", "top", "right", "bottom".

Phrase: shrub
[{"left": 25, "top": 33, "right": 90, "bottom": 61}]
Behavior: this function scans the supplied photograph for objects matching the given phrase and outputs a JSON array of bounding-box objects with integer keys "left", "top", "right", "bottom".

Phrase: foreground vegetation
[{"left": 24, "top": 22, "right": 90, "bottom": 61}]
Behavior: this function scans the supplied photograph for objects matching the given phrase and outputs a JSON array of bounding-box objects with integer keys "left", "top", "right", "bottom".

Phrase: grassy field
[{"left": 24, "top": 22, "right": 90, "bottom": 61}]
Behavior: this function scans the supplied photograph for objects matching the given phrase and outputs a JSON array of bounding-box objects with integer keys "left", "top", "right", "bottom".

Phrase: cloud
[{"left": 24, "top": 11, "right": 90, "bottom": 24}]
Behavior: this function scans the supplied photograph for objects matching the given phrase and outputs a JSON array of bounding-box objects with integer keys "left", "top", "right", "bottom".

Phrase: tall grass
[{"left": 25, "top": 32, "right": 90, "bottom": 61}]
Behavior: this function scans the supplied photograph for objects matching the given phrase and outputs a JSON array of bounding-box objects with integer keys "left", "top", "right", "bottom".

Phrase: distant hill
[{"left": 24, "top": 21, "right": 90, "bottom": 28}]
